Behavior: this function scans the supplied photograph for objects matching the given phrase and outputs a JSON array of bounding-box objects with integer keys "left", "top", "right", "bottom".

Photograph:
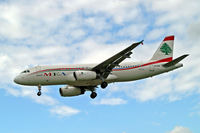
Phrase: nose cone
[{"left": 14, "top": 76, "right": 21, "bottom": 84}]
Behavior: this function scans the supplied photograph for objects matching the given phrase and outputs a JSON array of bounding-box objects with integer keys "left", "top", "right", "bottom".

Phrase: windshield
[{"left": 21, "top": 70, "right": 30, "bottom": 73}]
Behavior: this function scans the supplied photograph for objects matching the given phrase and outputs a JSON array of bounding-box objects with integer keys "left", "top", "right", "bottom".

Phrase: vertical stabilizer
[{"left": 150, "top": 35, "right": 174, "bottom": 62}]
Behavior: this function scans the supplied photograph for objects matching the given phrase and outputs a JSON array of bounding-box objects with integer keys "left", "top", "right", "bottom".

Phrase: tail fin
[{"left": 150, "top": 35, "right": 174, "bottom": 62}]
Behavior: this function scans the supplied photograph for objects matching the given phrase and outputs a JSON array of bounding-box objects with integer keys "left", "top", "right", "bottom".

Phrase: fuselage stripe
[{"left": 113, "top": 57, "right": 172, "bottom": 71}]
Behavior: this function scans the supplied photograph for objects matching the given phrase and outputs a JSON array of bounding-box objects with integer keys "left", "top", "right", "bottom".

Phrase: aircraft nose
[{"left": 14, "top": 76, "right": 21, "bottom": 84}]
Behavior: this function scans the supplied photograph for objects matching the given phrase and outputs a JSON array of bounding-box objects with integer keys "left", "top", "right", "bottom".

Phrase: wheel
[
  {"left": 101, "top": 82, "right": 108, "bottom": 89},
  {"left": 90, "top": 92, "right": 97, "bottom": 99},
  {"left": 37, "top": 85, "right": 42, "bottom": 96},
  {"left": 37, "top": 91, "right": 41, "bottom": 96}
]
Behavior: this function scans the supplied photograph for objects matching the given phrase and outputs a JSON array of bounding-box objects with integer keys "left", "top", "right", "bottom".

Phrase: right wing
[{"left": 92, "top": 40, "right": 144, "bottom": 79}]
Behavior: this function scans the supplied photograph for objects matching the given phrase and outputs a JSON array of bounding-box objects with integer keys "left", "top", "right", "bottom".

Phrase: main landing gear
[
  {"left": 88, "top": 87, "right": 97, "bottom": 99},
  {"left": 101, "top": 81, "right": 108, "bottom": 89},
  {"left": 89, "top": 81, "right": 108, "bottom": 99},
  {"left": 37, "top": 85, "right": 42, "bottom": 96}
]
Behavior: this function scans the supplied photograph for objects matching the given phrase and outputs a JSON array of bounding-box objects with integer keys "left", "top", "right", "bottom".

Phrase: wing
[{"left": 92, "top": 40, "right": 144, "bottom": 79}]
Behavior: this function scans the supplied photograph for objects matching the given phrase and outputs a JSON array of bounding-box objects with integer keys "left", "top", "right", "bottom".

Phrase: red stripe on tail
[
  {"left": 156, "top": 57, "right": 173, "bottom": 62},
  {"left": 163, "top": 35, "right": 174, "bottom": 41}
]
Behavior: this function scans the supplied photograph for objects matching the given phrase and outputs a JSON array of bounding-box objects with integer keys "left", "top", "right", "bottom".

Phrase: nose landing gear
[
  {"left": 37, "top": 91, "right": 41, "bottom": 96},
  {"left": 37, "top": 85, "right": 42, "bottom": 96},
  {"left": 90, "top": 91, "right": 97, "bottom": 99}
]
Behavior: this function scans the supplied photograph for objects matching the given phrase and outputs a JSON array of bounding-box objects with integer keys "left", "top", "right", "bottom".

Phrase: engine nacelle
[
  {"left": 59, "top": 86, "right": 82, "bottom": 97},
  {"left": 73, "top": 71, "right": 97, "bottom": 81}
]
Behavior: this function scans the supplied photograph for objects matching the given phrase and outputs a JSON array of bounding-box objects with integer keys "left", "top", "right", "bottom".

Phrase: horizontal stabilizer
[{"left": 163, "top": 54, "right": 189, "bottom": 67}]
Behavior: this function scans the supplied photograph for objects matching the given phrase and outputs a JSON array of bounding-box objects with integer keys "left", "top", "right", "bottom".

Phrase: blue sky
[{"left": 0, "top": 0, "right": 200, "bottom": 133}]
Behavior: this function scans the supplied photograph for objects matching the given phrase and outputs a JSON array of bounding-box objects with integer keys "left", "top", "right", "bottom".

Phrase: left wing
[{"left": 92, "top": 40, "right": 144, "bottom": 79}]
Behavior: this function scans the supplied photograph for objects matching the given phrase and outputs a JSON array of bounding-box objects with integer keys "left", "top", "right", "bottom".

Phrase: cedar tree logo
[{"left": 160, "top": 43, "right": 172, "bottom": 55}]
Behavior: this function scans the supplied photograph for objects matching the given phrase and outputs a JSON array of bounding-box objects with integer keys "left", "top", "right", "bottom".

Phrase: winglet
[
  {"left": 163, "top": 54, "right": 189, "bottom": 67},
  {"left": 140, "top": 40, "right": 144, "bottom": 45}
]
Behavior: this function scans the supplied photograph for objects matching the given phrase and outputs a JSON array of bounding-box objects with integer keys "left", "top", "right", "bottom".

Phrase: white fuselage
[
  {"left": 14, "top": 60, "right": 183, "bottom": 87},
  {"left": 13, "top": 35, "right": 187, "bottom": 98}
]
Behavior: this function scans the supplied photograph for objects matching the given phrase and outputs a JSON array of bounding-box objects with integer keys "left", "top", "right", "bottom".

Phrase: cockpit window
[{"left": 21, "top": 70, "right": 30, "bottom": 73}]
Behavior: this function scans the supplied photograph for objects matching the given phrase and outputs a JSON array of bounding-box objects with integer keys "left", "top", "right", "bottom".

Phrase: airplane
[{"left": 14, "top": 35, "right": 188, "bottom": 99}]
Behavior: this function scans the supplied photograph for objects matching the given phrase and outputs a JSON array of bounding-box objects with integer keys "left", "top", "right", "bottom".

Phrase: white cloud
[
  {"left": 28, "top": 93, "right": 59, "bottom": 106},
  {"left": 0, "top": 44, "right": 73, "bottom": 84},
  {"left": 117, "top": 23, "right": 147, "bottom": 39},
  {"left": 92, "top": 98, "right": 127, "bottom": 105},
  {"left": 0, "top": 0, "right": 143, "bottom": 41},
  {"left": 0, "top": 4, "right": 28, "bottom": 39},
  {"left": 143, "top": 0, "right": 200, "bottom": 39},
  {"left": 129, "top": 75, "right": 172, "bottom": 101},
  {"left": 5, "top": 87, "right": 21, "bottom": 97},
  {"left": 78, "top": 0, "right": 141, "bottom": 24},
  {"left": 169, "top": 126, "right": 192, "bottom": 133},
  {"left": 84, "top": 16, "right": 110, "bottom": 33},
  {"left": 3, "top": 85, "right": 58, "bottom": 105},
  {"left": 146, "top": 0, "right": 200, "bottom": 26},
  {"left": 146, "top": 28, "right": 165, "bottom": 41},
  {"left": 188, "top": 22, "right": 200, "bottom": 39},
  {"left": 50, "top": 105, "right": 80, "bottom": 117},
  {"left": 3, "top": 86, "right": 80, "bottom": 117},
  {"left": 73, "top": 39, "right": 132, "bottom": 64}
]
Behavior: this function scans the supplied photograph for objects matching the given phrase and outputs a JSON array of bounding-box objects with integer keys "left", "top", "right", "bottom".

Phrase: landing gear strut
[
  {"left": 90, "top": 92, "right": 97, "bottom": 99},
  {"left": 80, "top": 88, "right": 86, "bottom": 94},
  {"left": 37, "top": 85, "right": 42, "bottom": 96},
  {"left": 101, "top": 81, "right": 108, "bottom": 89}
]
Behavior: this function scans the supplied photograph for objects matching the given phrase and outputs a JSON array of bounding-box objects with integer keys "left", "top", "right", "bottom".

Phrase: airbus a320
[{"left": 14, "top": 35, "right": 188, "bottom": 99}]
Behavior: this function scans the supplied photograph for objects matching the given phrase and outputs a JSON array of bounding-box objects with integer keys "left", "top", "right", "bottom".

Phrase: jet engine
[
  {"left": 73, "top": 71, "right": 97, "bottom": 81},
  {"left": 59, "top": 86, "right": 83, "bottom": 97}
]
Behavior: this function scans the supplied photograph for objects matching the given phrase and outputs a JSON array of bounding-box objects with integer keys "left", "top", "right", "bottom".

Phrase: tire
[
  {"left": 37, "top": 92, "right": 41, "bottom": 96},
  {"left": 90, "top": 92, "right": 97, "bottom": 99},
  {"left": 101, "top": 82, "right": 108, "bottom": 89}
]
